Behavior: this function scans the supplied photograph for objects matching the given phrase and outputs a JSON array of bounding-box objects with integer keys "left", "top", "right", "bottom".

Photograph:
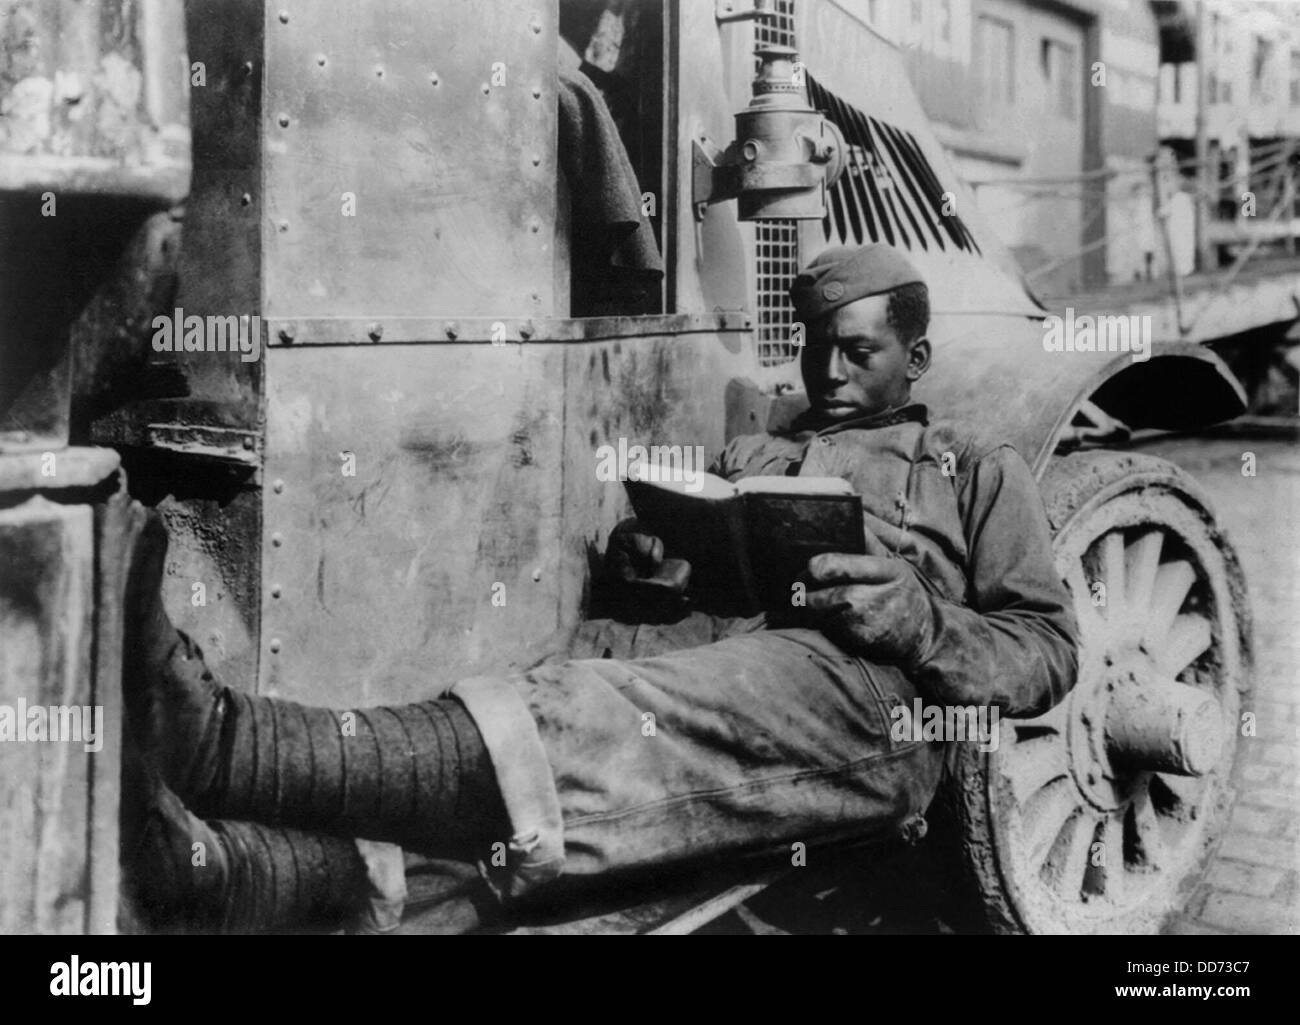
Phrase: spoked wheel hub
[
  {"left": 1072, "top": 656, "right": 1225, "bottom": 811},
  {"left": 949, "top": 452, "right": 1252, "bottom": 934}
]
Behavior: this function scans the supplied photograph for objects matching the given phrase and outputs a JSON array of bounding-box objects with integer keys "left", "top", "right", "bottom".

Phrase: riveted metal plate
[
  {"left": 262, "top": 0, "right": 557, "bottom": 320},
  {"left": 259, "top": 342, "right": 568, "bottom": 706},
  {"left": 263, "top": 312, "right": 753, "bottom": 345},
  {"left": 257, "top": 325, "right": 760, "bottom": 707}
]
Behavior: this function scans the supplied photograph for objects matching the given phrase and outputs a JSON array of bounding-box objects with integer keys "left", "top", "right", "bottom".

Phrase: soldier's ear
[{"left": 906, "top": 336, "right": 931, "bottom": 381}]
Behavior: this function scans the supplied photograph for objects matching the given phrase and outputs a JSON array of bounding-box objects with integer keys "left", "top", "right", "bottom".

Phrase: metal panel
[
  {"left": 675, "top": 0, "right": 752, "bottom": 314},
  {"left": 261, "top": 0, "right": 557, "bottom": 320},
  {"left": 164, "top": 0, "right": 265, "bottom": 423},
  {"left": 261, "top": 311, "right": 752, "bottom": 346},
  {"left": 558, "top": 331, "right": 755, "bottom": 636},
  {"left": 260, "top": 343, "right": 568, "bottom": 707},
  {"left": 260, "top": 319, "right": 765, "bottom": 707}
]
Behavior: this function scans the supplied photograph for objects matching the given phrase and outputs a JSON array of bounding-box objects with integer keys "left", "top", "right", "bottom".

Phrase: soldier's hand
[
  {"left": 803, "top": 553, "right": 934, "bottom": 665},
  {"left": 605, "top": 518, "right": 691, "bottom": 594}
]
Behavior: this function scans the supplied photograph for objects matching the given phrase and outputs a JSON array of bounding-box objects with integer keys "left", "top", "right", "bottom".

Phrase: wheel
[{"left": 948, "top": 450, "right": 1253, "bottom": 934}]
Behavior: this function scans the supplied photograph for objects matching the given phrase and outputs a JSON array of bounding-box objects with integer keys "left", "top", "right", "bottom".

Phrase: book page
[
  {"left": 626, "top": 462, "right": 736, "bottom": 500},
  {"left": 734, "top": 475, "right": 855, "bottom": 497}
]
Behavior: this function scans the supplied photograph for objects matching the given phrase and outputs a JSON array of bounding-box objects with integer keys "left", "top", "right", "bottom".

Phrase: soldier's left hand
[{"left": 803, "top": 553, "right": 935, "bottom": 665}]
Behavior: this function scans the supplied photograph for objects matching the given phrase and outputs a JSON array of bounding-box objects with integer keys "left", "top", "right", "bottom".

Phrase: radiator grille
[
  {"left": 755, "top": 0, "right": 795, "bottom": 47},
  {"left": 754, "top": 0, "right": 799, "bottom": 367},
  {"left": 755, "top": 221, "right": 801, "bottom": 366}
]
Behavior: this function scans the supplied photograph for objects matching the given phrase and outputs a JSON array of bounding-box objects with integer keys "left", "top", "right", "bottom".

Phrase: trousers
[{"left": 449, "top": 612, "right": 947, "bottom": 894}]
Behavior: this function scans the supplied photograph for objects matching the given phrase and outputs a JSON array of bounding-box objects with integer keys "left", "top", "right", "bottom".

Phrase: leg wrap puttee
[
  {"left": 191, "top": 691, "right": 508, "bottom": 852},
  {"left": 162, "top": 635, "right": 509, "bottom": 851},
  {"left": 211, "top": 819, "right": 370, "bottom": 934},
  {"left": 132, "top": 784, "right": 370, "bottom": 934}
]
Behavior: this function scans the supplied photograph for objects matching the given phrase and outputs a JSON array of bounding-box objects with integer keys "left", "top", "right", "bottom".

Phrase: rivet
[
  {"left": 532, "top": 86, "right": 541, "bottom": 99},
  {"left": 374, "top": 65, "right": 384, "bottom": 78},
  {"left": 529, "top": 218, "right": 540, "bottom": 233},
  {"left": 278, "top": 113, "right": 290, "bottom": 127},
  {"left": 242, "top": 436, "right": 255, "bottom": 450},
  {"left": 367, "top": 322, "right": 383, "bottom": 342},
  {"left": 271, "top": 584, "right": 282, "bottom": 598},
  {"left": 278, "top": 323, "right": 296, "bottom": 343},
  {"left": 272, "top": 532, "right": 284, "bottom": 547},
  {"left": 270, "top": 638, "right": 282, "bottom": 653},
  {"left": 519, "top": 320, "right": 535, "bottom": 340},
  {"left": 243, "top": 60, "right": 254, "bottom": 76},
  {"left": 278, "top": 10, "right": 289, "bottom": 24},
  {"left": 532, "top": 568, "right": 542, "bottom": 582},
  {"left": 240, "top": 192, "right": 252, "bottom": 206},
  {"left": 481, "top": 83, "right": 490, "bottom": 95},
  {"left": 273, "top": 478, "right": 285, "bottom": 494},
  {"left": 429, "top": 72, "right": 440, "bottom": 86},
  {"left": 529, "top": 16, "right": 542, "bottom": 33},
  {"left": 278, "top": 219, "right": 290, "bottom": 233},
  {"left": 531, "top": 153, "right": 541, "bottom": 166},
  {"left": 316, "top": 54, "right": 327, "bottom": 67},
  {"left": 445, "top": 321, "right": 459, "bottom": 340}
]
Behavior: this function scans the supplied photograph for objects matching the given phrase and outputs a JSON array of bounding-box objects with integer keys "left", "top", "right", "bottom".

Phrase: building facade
[
  {"left": 1156, "top": 0, "right": 1300, "bottom": 261},
  {"left": 849, "top": 0, "right": 1165, "bottom": 293}
]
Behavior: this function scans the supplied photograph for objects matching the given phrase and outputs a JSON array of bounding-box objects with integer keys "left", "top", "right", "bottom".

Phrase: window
[
  {"left": 558, "top": 0, "right": 666, "bottom": 316},
  {"left": 1041, "top": 38, "right": 1077, "bottom": 119},
  {"left": 977, "top": 15, "right": 1015, "bottom": 108},
  {"left": 1252, "top": 36, "right": 1274, "bottom": 103}
]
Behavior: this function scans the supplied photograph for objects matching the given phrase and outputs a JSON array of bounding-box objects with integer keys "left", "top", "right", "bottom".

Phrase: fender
[
  {"left": 918, "top": 317, "right": 1246, "bottom": 477},
  {"left": 728, "top": 321, "right": 1245, "bottom": 480}
]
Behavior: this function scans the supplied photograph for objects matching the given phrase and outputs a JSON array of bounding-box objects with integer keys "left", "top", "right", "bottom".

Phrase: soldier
[{"left": 124, "top": 244, "right": 1079, "bottom": 932}]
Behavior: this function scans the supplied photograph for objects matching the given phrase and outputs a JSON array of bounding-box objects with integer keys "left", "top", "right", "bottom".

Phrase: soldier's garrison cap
[{"left": 789, "top": 244, "right": 926, "bottom": 324}]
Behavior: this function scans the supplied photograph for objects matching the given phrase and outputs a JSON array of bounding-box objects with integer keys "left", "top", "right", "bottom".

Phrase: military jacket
[{"left": 712, "top": 403, "right": 1080, "bottom": 718}]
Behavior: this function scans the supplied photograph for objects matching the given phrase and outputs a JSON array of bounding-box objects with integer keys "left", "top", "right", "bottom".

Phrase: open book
[{"left": 624, "top": 470, "right": 866, "bottom": 616}]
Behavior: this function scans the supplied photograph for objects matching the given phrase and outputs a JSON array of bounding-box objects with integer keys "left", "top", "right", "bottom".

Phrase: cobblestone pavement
[{"left": 1144, "top": 433, "right": 1300, "bottom": 936}]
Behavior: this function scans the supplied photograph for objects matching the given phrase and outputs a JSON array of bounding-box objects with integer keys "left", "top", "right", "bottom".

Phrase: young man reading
[{"left": 124, "top": 244, "right": 1079, "bottom": 932}]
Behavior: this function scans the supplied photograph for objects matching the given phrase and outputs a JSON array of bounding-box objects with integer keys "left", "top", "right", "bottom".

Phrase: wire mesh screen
[
  {"left": 755, "top": 0, "right": 795, "bottom": 49},
  {"left": 755, "top": 221, "right": 800, "bottom": 366},
  {"left": 754, "top": 0, "right": 800, "bottom": 367}
]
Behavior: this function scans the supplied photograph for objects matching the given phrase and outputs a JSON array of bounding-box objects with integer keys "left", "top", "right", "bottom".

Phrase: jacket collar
[{"left": 789, "top": 402, "right": 929, "bottom": 437}]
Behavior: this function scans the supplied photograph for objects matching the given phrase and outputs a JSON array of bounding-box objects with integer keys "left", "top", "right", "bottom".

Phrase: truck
[{"left": 0, "top": 0, "right": 1255, "bottom": 935}]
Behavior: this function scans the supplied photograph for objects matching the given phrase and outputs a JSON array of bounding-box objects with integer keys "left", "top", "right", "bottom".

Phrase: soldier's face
[{"left": 800, "top": 295, "right": 930, "bottom": 421}]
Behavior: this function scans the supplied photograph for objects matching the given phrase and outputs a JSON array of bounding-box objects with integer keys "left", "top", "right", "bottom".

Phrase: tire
[{"left": 944, "top": 450, "right": 1254, "bottom": 934}]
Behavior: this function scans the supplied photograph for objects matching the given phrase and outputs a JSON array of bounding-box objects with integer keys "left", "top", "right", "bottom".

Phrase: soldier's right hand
[{"left": 606, "top": 518, "right": 691, "bottom": 595}]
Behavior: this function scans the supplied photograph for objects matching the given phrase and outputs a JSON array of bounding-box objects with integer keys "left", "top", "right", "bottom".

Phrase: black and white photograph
[{"left": 1, "top": 0, "right": 1297, "bottom": 978}]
